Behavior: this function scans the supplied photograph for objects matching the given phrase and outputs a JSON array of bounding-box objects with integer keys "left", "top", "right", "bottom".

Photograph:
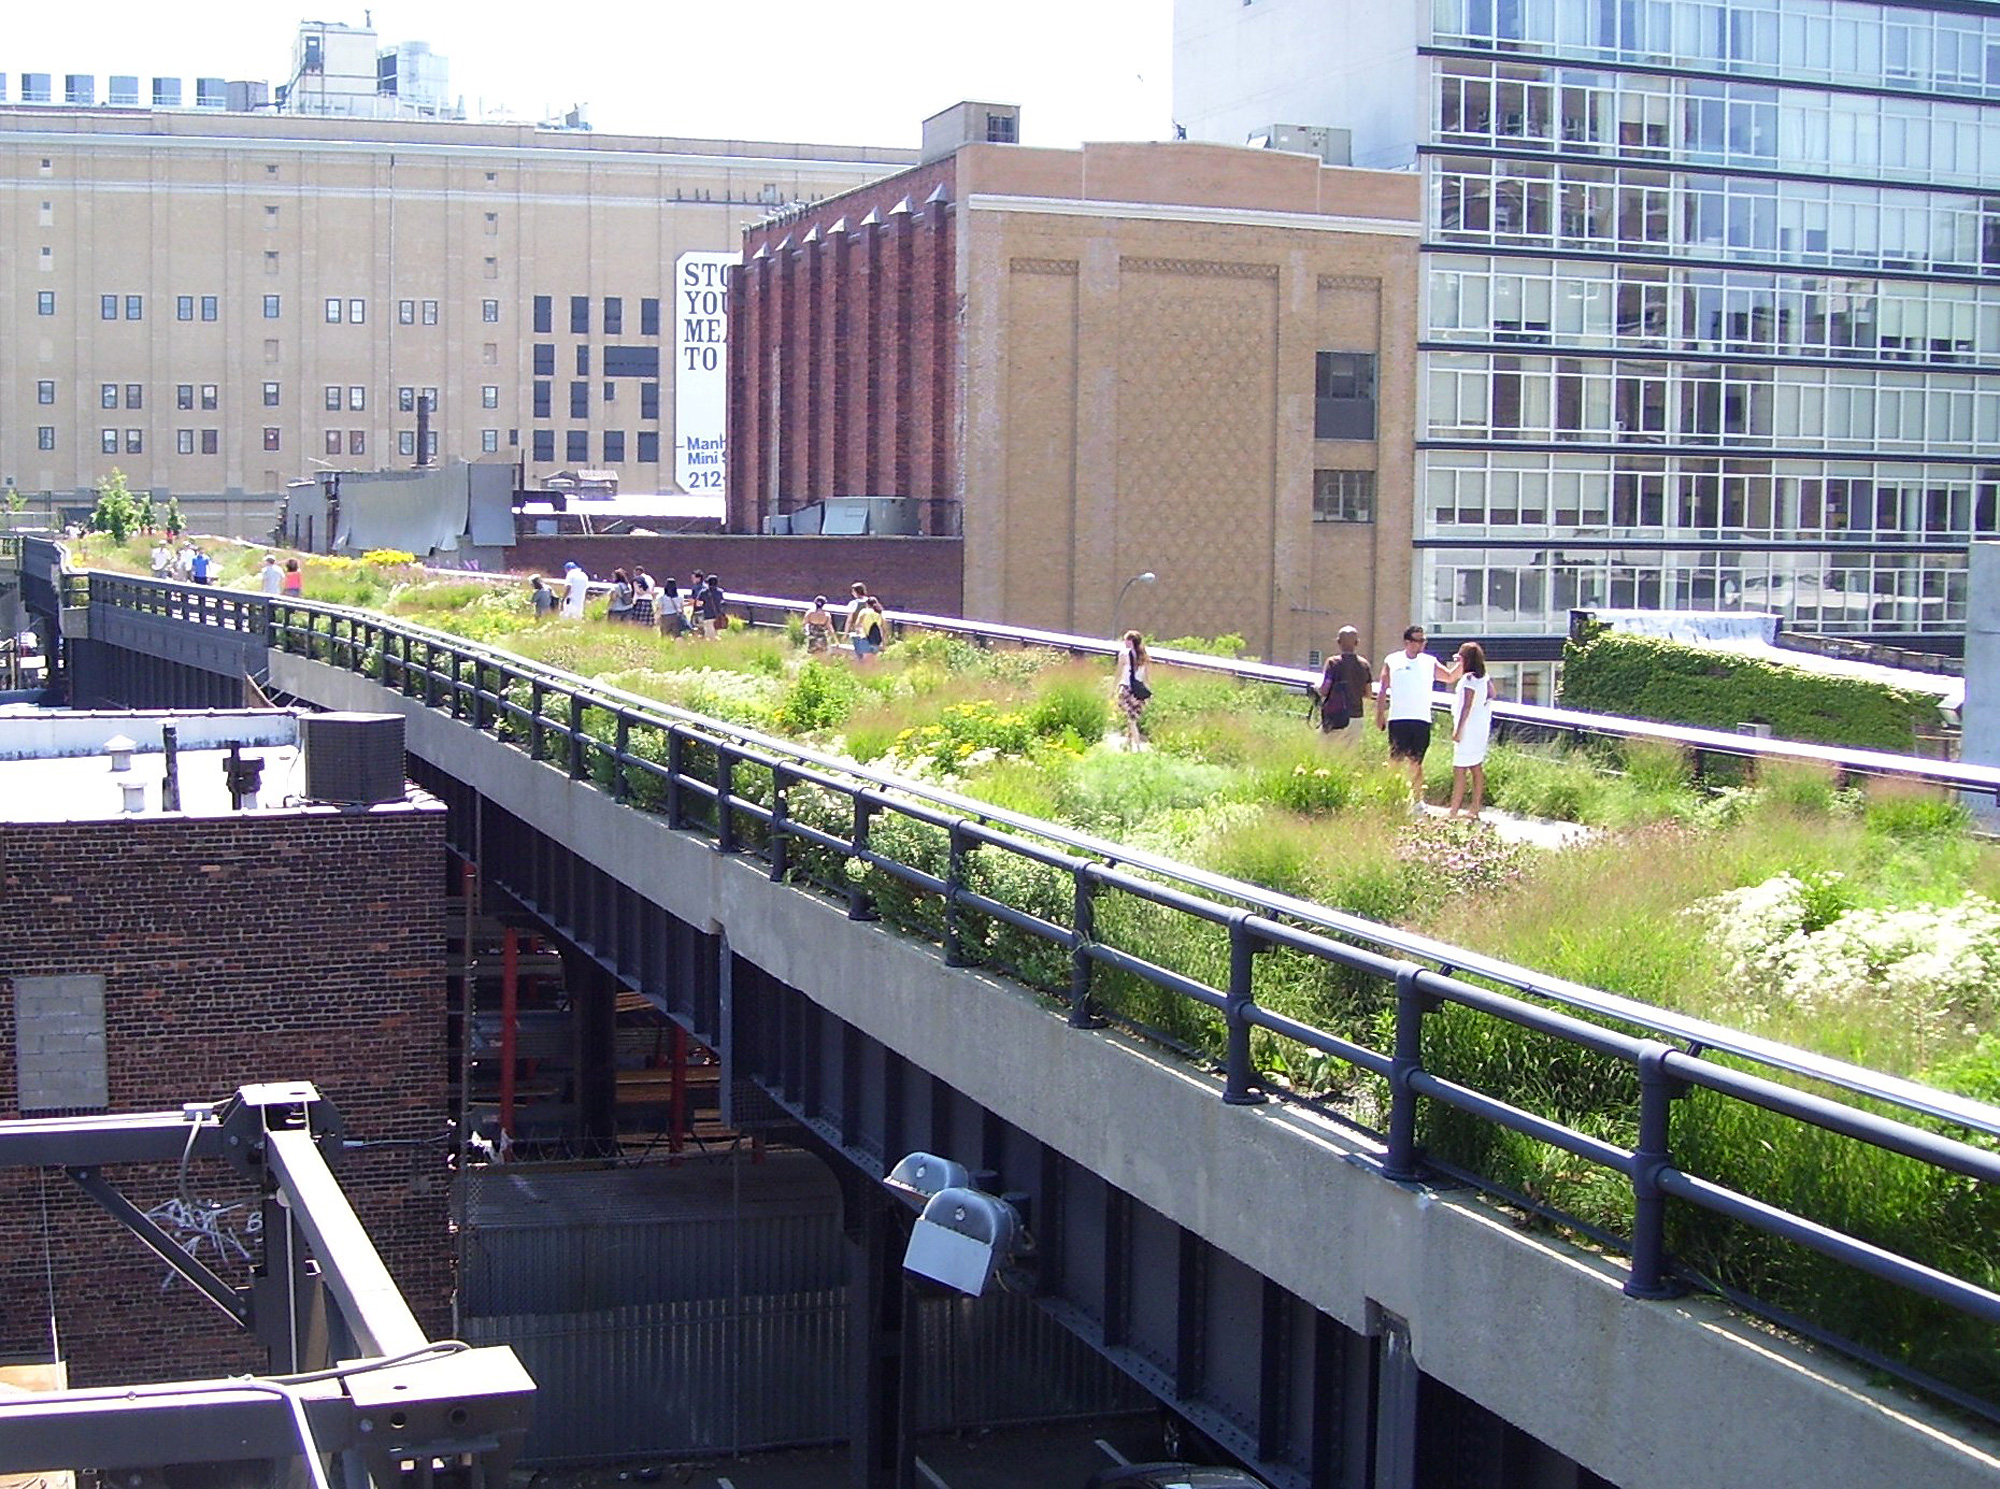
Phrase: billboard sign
[{"left": 674, "top": 251, "right": 739, "bottom": 495}]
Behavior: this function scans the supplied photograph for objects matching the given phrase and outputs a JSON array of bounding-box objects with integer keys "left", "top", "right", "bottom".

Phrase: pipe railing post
[
  {"left": 716, "top": 745, "right": 737, "bottom": 853},
  {"left": 943, "top": 820, "right": 971, "bottom": 968},
  {"left": 613, "top": 713, "right": 632, "bottom": 803},
  {"left": 768, "top": 766, "right": 791, "bottom": 882},
  {"left": 1383, "top": 963, "right": 1434, "bottom": 1182},
  {"left": 1627, "top": 1041, "right": 1685, "bottom": 1300},
  {"left": 567, "top": 691, "right": 587, "bottom": 781},
  {"left": 1068, "top": 866, "right": 1103, "bottom": 1029},
  {"left": 848, "top": 795, "right": 878, "bottom": 922},
  {"left": 1223, "top": 912, "right": 1267, "bottom": 1106},
  {"left": 666, "top": 729, "right": 686, "bottom": 828},
  {"left": 528, "top": 680, "right": 547, "bottom": 760}
]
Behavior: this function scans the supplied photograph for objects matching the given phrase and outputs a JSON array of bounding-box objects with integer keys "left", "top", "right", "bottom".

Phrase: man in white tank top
[{"left": 1374, "top": 625, "right": 1462, "bottom": 809}]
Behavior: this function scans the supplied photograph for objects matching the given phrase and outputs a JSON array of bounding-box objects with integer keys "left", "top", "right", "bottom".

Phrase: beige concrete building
[
  {"left": 0, "top": 105, "right": 910, "bottom": 509},
  {"left": 731, "top": 134, "right": 1421, "bottom": 665}
]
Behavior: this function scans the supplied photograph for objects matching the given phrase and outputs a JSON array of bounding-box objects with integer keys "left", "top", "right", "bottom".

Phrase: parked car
[{"left": 1085, "top": 1465, "right": 1274, "bottom": 1489}]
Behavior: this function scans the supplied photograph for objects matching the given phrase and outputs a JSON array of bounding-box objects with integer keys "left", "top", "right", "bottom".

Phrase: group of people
[
  {"left": 529, "top": 566, "right": 891, "bottom": 658},
  {"left": 1313, "top": 623, "right": 1492, "bottom": 819},
  {"left": 149, "top": 539, "right": 214, "bottom": 586}
]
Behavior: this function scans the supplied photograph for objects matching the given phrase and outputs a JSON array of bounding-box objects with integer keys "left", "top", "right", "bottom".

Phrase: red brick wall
[
  {"left": 728, "top": 159, "right": 960, "bottom": 536},
  {"left": 0, "top": 804, "right": 450, "bottom": 1385},
  {"left": 506, "top": 534, "right": 964, "bottom": 616}
]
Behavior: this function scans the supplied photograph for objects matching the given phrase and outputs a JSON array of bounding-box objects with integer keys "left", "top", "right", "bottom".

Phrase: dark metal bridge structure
[{"left": 16, "top": 543, "right": 2000, "bottom": 1489}]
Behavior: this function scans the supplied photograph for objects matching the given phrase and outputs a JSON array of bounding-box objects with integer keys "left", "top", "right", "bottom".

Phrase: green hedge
[{"left": 1557, "top": 630, "right": 1939, "bottom": 751}]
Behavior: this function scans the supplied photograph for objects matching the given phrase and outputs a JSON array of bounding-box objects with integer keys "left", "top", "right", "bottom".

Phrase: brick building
[
  {"left": 727, "top": 110, "right": 1423, "bottom": 666},
  {"left": 0, "top": 712, "right": 449, "bottom": 1386}
]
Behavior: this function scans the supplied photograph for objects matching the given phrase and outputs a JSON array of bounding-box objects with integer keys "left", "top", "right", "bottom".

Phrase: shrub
[
  {"left": 773, "top": 658, "right": 862, "bottom": 735},
  {"left": 1559, "top": 631, "right": 1938, "bottom": 751},
  {"left": 1027, "top": 666, "right": 1112, "bottom": 745},
  {"left": 1863, "top": 782, "right": 1971, "bottom": 840},
  {"left": 360, "top": 548, "right": 418, "bottom": 567}
]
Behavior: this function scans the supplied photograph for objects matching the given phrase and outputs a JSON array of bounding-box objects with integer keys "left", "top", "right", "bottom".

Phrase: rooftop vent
[
  {"left": 300, "top": 712, "right": 407, "bottom": 806},
  {"left": 104, "top": 734, "right": 136, "bottom": 772}
]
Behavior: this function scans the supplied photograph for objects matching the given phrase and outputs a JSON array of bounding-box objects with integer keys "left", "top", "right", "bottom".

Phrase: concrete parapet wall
[{"left": 272, "top": 648, "right": 2000, "bottom": 1489}]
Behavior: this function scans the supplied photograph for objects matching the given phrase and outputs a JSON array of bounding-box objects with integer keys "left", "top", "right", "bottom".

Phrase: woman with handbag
[{"left": 1116, "top": 630, "right": 1151, "bottom": 749}]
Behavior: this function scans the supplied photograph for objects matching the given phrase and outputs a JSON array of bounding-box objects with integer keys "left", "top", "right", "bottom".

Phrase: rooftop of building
[{"left": 0, "top": 708, "right": 423, "bottom": 822}]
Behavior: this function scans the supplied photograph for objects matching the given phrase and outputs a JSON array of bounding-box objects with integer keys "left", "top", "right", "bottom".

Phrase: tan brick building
[
  {"left": 729, "top": 130, "right": 1420, "bottom": 666},
  {"left": 0, "top": 105, "right": 909, "bottom": 506}
]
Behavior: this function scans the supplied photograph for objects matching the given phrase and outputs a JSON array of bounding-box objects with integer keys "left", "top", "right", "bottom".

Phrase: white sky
[{"left": 5, "top": 2, "right": 1177, "bottom": 149}]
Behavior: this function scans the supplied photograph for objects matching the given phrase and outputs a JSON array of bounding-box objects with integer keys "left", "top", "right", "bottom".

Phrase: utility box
[{"left": 300, "top": 711, "right": 407, "bottom": 806}]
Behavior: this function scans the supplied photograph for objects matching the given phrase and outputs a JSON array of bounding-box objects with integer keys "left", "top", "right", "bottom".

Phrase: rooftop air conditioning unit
[{"left": 300, "top": 711, "right": 407, "bottom": 805}]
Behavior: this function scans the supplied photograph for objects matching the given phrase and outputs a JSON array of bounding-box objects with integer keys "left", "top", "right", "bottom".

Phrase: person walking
[
  {"left": 630, "top": 567, "right": 657, "bottom": 628},
  {"left": 841, "top": 582, "right": 871, "bottom": 649},
  {"left": 607, "top": 568, "right": 636, "bottom": 624},
  {"left": 530, "top": 575, "right": 559, "bottom": 619},
  {"left": 1449, "top": 642, "right": 1493, "bottom": 820},
  {"left": 1315, "top": 625, "right": 1373, "bottom": 737},
  {"left": 696, "top": 574, "right": 727, "bottom": 639},
  {"left": 259, "top": 554, "right": 284, "bottom": 596},
  {"left": 561, "top": 561, "right": 589, "bottom": 620},
  {"left": 149, "top": 540, "right": 174, "bottom": 580},
  {"left": 190, "top": 547, "right": 213, "bottom": 586},
  {"left": 804, "top": 595, "right": 836, "bottom": 654},
  {"left": 1375, "top": 625, "right": 1461, "bottom": 809},
  {"left": 657, "top": 575, "right": 685, "bottom": 637},
  {"left": 1116, "top": 630, "right": 1152, "bottom": 749},
  {"left": 282, "top": 557, "right": 304, "bottom": 598}
]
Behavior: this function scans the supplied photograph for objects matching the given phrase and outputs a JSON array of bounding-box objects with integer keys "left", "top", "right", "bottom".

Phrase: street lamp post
[{"left": 1111, "top": 570, "right": 1156, "bottom": 639}]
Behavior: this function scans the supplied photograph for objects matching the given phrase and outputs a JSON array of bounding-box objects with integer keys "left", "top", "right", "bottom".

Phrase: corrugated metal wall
[{"left": 460, "top": 1152, "right": 1144, "bottom": 1466}]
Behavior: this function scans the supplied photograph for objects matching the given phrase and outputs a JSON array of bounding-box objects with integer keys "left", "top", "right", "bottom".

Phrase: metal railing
[{"left": 62, "top": 565, "right": 2000, "bottom": 1419}]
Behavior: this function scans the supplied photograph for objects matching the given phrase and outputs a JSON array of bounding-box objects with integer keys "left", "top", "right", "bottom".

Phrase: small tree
[
  {"left": 162, "top": 495, "right": 185, "bottom": 539},
  {"left": 136, "top": 487, "right": 158, "bottom": 534},
  {"left": 90, "top": 469, "right": 141, "bottom": 545},
  {"left": 1, "top": 485, "right": 23, "bottom": 516}
]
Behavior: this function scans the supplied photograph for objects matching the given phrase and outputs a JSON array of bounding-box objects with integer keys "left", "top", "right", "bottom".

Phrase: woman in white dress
[{"left": 1449, "top": 641, "right": 1492, "bottom": 820}]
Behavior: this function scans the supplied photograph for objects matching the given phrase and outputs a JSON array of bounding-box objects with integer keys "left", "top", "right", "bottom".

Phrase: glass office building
[{"left": 1177, "top": 0, "right": 2000, "bottom": 694}]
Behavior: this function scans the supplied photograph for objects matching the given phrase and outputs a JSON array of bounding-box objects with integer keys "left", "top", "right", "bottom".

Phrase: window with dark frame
[
  {"left": 604, "top": 297, "right": 622, "bottom": 334},
  {"left": 637, "top": 431, "right": 660, "bottom": 462},
  {"left": 566, "top": 430, "right": 589, "bottom": 463},
  {"left": 641, "top": 297, "right": 660, "bottom": 335},
  {"left": 1314, "top": 352, "right": 1378, "bottom": 439},
  {"left": 263, "top": 427, "right": 281, "bottom": 451},
  {"left": 1312, "top": 469, "right": 1377, "bottom": 523},
  {"left": 533, "top": 430, "right": 554, "bottom": 462},
  {"left": 533, "top": 295, "right": 551, "bottom": 333},
  {"left": 570, "top": 295, "right": 589, "bottom": 334},
  {"left": 201, "top": 429, "right": 218, "bottom": 454}
]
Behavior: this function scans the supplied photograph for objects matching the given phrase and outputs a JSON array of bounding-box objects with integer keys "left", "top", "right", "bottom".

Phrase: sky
[{"left": 6, "top": 2, "right": 1177, "bottom": 149}]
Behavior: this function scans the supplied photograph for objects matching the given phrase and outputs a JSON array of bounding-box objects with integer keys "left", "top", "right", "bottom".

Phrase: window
[
  {"left": 101, "top": 295, "right": 118, "bottom": 321},
  {"left": 201, "top": 385, "right": 218, "bottom": 410},
  {"left": 264, "top": 382, "right": 281, "bottom": 407},
  {"left": 177, "top": 429, "right": 195, "bottom": 455},
  {"left": 483, "top": 257, "right": 498, "bottom": 281},
  {"left": 265, "top": 339, "right": 281, "bottom": 363},
  {"left": 570, "top": 381, "right": 589, "bottom": 418},
  {"left": 422, "top": 299, "right": 438, "bottom": 325},
  {"left": 1313, "top": 470, "right": 1376, "bottom": 522},
  {"left": 605, "top": 346, "right": 660, "bottom": 378},
  {"left": 264, "top": 295, "right": 281, "bottom": 318},
  {"left": 533, "top": 430, "right": 554, "bottom": 461},
  {"left": 482, "top": 343, "right": 499, "bottom": 365},
  {"left": 423, "top": 430, "right": 438, "bottom": 460},
  {"left": 398, "top": 387, "right": 415, "bottom": 413},
  {"left": 637, "top": 431, "right": 660, "bottom": 462},
  {"left": 641, "top": 297, "right": 660, "bottom": 335},
  {"left": 985, "top": 111, "right": 1018, "bottom": 143},
  {"left": 482, "top": 385, "right": 499, "bottom": 409},
  {"left": 265, "top": 251, "right": 279, "bottom": 275},
  {"left": 126, "top": 385, "right": 142, "bottom": 410},
  {"left": 567, "top": 430, "right": 589, "bottom": 462},
  {"left": 399, "top": 299, "right": 416, "bottom": 325},
  {"left": 349, "top": 299, "right": 365, "bottom": 324},
  {"left": 533, "top": 382, "right": 551, "bottom": 418},
  {"left": 483, "top": 211, "right": 499, "bottom": 235},
  {"left": 201, "top": 295, "right": 217, "bottom": 321},
  {"left": 325, "top": 386, "right": 342, "bottom": 411},
  {"left": 177, "top": 295, "right": 194, "bottom": 321},
  {"left": 570, "top": 295, "right": 590, "bottom": 334},
  {"left": 399, "top": 430, "right": 416, "bottom": 457},
  {"left": 603, "top": 430, "right": 625, "bottom": 462},
  {"left": 37, "top": 427, "right": 56, "bottom": 451},
  {"left": 263, "top": 427, "right": 281, "bottom": 451},
  {"left": 640, "top": 382, "right": 660, "bottom": 420},
  {"left": 37, "top": 291, "right": 55, "bottom": 316},
  {"left": 201, "top": 429, "right": 218, "bottom": 455},
  {"left": 576, "top": 345, "right": 591, "bottom": 376},
  {"left": 265, "top": 205, "right": 279, "bottom": 226},
  {"left": 101, "top": 429, "right": 119, "bottom": 454},
  {"left": 349, "top": 387, "right": 365, "bottom": 411},
  {"left": 1315, "top": 352, "right": 1378, "bottom": 439},
  {"left": 481, "top": 429, "right": 500, "bottom": 453},
  {"left": 604, "top": 297, "right": 623, "bottom": 334},
  {"left": 124, "top": 429, "right": 142, "bottom": 454},
  {"left": 325, "top": 430, "right": 342, "bottom": 455},
  {"left": 101, "top": 385, "right": 118, "bottom": 409},
  {"left": 125, "top": 296, "right": 142, "bottom": 320},
  {"left": 36, "top": 381, "right": 54, "bottom": 405},
  {"left": 482, "top": 298, "right": 499, "bottom": 323},
  {"left": 325, "top": 298, "right": 343, "bottom": 323},
  {"left": 423, "top": 386, "right": 437, "bottom": 408},
  {"left": 533, "top": 294, "right": 552, "bottom": 333},
  {"left": 603, "top": 381, "right": 616, "bottom": 403},
  {"left": 349, "top": 431, "right": 365, "bottom": 456},
  {"left": 533, "top": 344, "right": 555, "bottom": 376},
  {"left": 177, "top": 384, "right": 194, "bottom": 410}
]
